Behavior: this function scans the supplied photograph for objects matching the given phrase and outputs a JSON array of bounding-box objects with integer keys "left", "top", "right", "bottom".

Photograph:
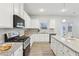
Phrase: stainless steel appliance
[
  {"left": 4, "top": 32, "right": 30, "bottom": 56},
  {"left": 13, "top": 15, "right": 25, "bottom": 28}
]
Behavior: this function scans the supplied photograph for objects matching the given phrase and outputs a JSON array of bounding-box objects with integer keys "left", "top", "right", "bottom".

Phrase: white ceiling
[{"left": 24, "top": 3, "right": 79, "bottom": 16}]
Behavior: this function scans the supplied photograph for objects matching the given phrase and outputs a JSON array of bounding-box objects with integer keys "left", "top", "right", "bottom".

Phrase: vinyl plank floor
[{"left": 29, "top": 42, "right": 55, "bottom": 56}]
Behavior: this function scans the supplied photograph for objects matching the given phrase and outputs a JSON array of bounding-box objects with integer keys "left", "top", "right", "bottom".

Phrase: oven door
[
  {"left": 23, "top": 37, "right": 30, "bottom": 56},
  {"left": 24, "top": 37, "right": 30, "bottom": 49}
]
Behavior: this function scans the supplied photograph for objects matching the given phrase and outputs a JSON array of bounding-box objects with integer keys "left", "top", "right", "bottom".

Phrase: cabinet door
[
  {"left": 49, "top": 20, "right": 55, "bottom": 29},
  {"left": 64, "top": 46, "right": 76, "bottom": 56},
  {"left": 13, "top": 3, "right": 20, "bottom": 16},
  {"left": 30, "top": 34, "right": 35, "bottom": 47},
  {"left": 13, "top": 3, "right": 24, "bottom": 19},
  {"left": 14, "top": 45, "right": 23, "bottom": 56},
  {"left": 0, "top": 39, "right": 4, "bottom": 44},
  {"left": 20, "top": 3, "right": 24, "bottom": 19},
  {"left": 36, "top": 34, "right": 49, "bottom": 42},
  {"left": 51, "top": 37, "right": 78, "bottom": 56},
  {"left": 51, "top": 38, "right": 64, "bottom": 56},
  {"left": 52, "top": 39, "right": 57, "bottom": 55},
  {"left": 51, "top": 37, "right": 54, "bottom": 50},
  {"left": 55, "top": 41, "right": 64, "bottom": 56},
  {"left": 24, "top": 11, "right": 31, "bottom": 28},
  {"left": 42, "top": 34, "right": 49, "bottom": 42},
  {"left": 0, "top": 3, "right": 13, "bottom": 28}
]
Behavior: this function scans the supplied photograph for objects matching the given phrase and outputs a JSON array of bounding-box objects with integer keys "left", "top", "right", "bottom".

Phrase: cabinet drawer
[
  {"left": 14, "top": 45, "right": 23, "bottom": 56},
  {"left": 64, "top": 46, "right": 76, "bottom": 56}
]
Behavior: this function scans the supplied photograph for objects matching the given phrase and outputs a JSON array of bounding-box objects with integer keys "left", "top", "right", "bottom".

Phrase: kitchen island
[
  {"left": 0, "top": 42, "right": 23, "bottom": 56},
  {"left": 51, "top": 35, "right": 79, "bottom": 56}
]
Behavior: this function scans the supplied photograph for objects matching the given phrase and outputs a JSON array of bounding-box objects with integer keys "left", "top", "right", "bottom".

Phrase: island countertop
[
  {"left": 0, "top": 42, "right": 23, "bottom": 56},
  {"left": 51, "top": 35, "right": 79, "bottom": 54}
]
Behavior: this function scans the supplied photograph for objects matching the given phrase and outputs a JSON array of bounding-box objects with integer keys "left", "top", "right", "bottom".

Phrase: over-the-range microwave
[{"left": 13, "top": 15, "right": 25, "bottom": 28}]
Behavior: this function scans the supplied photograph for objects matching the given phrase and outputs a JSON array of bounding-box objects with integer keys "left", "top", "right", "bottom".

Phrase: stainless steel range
[{"left": 4, "top": 32, "right": 30, "bottom": 56}]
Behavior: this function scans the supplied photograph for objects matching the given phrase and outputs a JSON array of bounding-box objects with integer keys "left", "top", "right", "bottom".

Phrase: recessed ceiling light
[
  {"left": 62, "top": 19, "right": 66, "bottom": 23},
  {"left": 40, "top": 8, "right": 44, "bottom": 12},
  {"left": 61, "top": 9, "right": 67, "bottom": 12}
]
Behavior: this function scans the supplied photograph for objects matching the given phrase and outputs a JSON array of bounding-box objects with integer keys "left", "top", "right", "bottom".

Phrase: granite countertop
[
  {"left": 0, "top": 42, "right": 23, "bottom": 56},
  {"left": 51, "top": 35, "right": 79, "bottom": 53}
]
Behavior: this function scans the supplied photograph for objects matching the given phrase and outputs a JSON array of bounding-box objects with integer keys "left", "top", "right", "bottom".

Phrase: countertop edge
[{"left": 51, "top": 35, "right": 79, "bottom": 54}]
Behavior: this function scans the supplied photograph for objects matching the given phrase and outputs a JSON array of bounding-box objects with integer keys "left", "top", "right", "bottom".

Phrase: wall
[
  {"left": 30, "top": 16, "right": 55, "bottom": 29},
  {"left": 70, "top": 16, "right": 79, "bottom": 38},
  {"left": 30, "top": 16, "right": 75, "bottom": 36},
  {"left": 52, "top": 16, "right": 74, "bottom": 36}
]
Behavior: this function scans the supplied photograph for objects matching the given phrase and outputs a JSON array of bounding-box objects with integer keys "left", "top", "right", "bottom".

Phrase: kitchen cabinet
[
  {"left": 49, "top": 20, "right": 55, "bottom": 29},
  {"left": 0, "top": 3, "right": 24, "bottom": 28},
  {"left": 20, "top": 4, "right": 24, "bottom": 19},
  {"left": 13, "top": 3, "right": 20, "bottom": 16},
  {"left": 30, "top": 19, "right": 40, "bottom": 29},
  {"left": 0, "top": 3, "right": 13, "bottom": 28},
  {"left": 30, "top": 34, "right": 49, "bottom": 47},
  {"left": 51, "top": 37, "right": 79, "bottom": 56},
  {"left": 55, "top": 40, "right": 64, "bottom": 56},
  {"left": 63, "top": 46, "right": 77, "bottom": 56},
  {"left": 30, "top": 34, "right": 35, "bottom": 47},
  {"left": 0, "top": 3, "right": 31, "bottom": 28},
  {"left": 0, "top": 39, "right": 4, "bottom": 44},
  {"left": 13, "top": 3, "right": 24, "bottom": 19},
  {"left": 13, "top": 3, "right": 31, "bottom": 28},
  {"left": 14, "top": 45, "right": 23, "bottom": 56},
  {"left": 32, "top": 34, "right": 49, "bottom": 42},
  {"left": 23, "top": 11, "right": 31, "bottom": 28},
  {"left": 38, "top": 34, "right": 49, "bottom": 42}
]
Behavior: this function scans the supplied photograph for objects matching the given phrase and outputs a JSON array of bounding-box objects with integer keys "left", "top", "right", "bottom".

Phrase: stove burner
[{"left": 5, "top": 35, "right": 30, "bottom": 42}]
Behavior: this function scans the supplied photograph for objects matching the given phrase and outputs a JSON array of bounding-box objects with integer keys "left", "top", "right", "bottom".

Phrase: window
[{"left": 40, "top": 21, "right": 48, "bottom": 29}]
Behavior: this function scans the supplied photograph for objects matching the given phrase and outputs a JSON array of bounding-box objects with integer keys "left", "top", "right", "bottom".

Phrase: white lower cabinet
[
  {"left": 56, "top": 41, "right": 64, "bottom": 56},
  {"left": 14, "top": 45, "right": 23, "bottom": 56},
  {"left": 30, "top": 34, "right": 49, "bottom": 47},
  {"left": 63, "top": 46, "right": 76, "bottom": 56},
  {"left": 51, "top": 37, "right": 79, "bottom": 56}
]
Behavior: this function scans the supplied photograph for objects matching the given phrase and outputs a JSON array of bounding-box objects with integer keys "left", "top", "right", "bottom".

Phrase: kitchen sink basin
[
  {"left": 0, "top": 44, "right": 12, "bottom": 52},
  {"left": 64, "top": 37, "right": 79, "bottom": 44},
  {"left": 61, "top": 37, "right": 78, "bottom": 43}
]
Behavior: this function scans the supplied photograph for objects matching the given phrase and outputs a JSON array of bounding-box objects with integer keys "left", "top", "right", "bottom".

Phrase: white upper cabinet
[
  {"left": 20, "top": 4, "right": 24, "bottom": 19},
  {"left": 13, "top": 3, "right": 31, "bottom": 28},
  {"left": 0, "top": 3, "right": 25, "bottom": 28},
  {"left": 0, "top": 3, "right": 31, "bottom": 28},
  {"left": 49, "top": 19, "right": 55, "bottom": 29},
  {"left": 23, "top": 11, "right": 31, "bottom": 28},
  {"left": 0, "top": 3, "right": 13, "bottom": 28},
  {"left": 31, "top": 19, "right": 40, "bottom": 29},
  {"left": 13, "top": 3, "right": 24, "bottom": 19},
  {"left": 13, "top": 3, "right": 20, "bottom": 16}
]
